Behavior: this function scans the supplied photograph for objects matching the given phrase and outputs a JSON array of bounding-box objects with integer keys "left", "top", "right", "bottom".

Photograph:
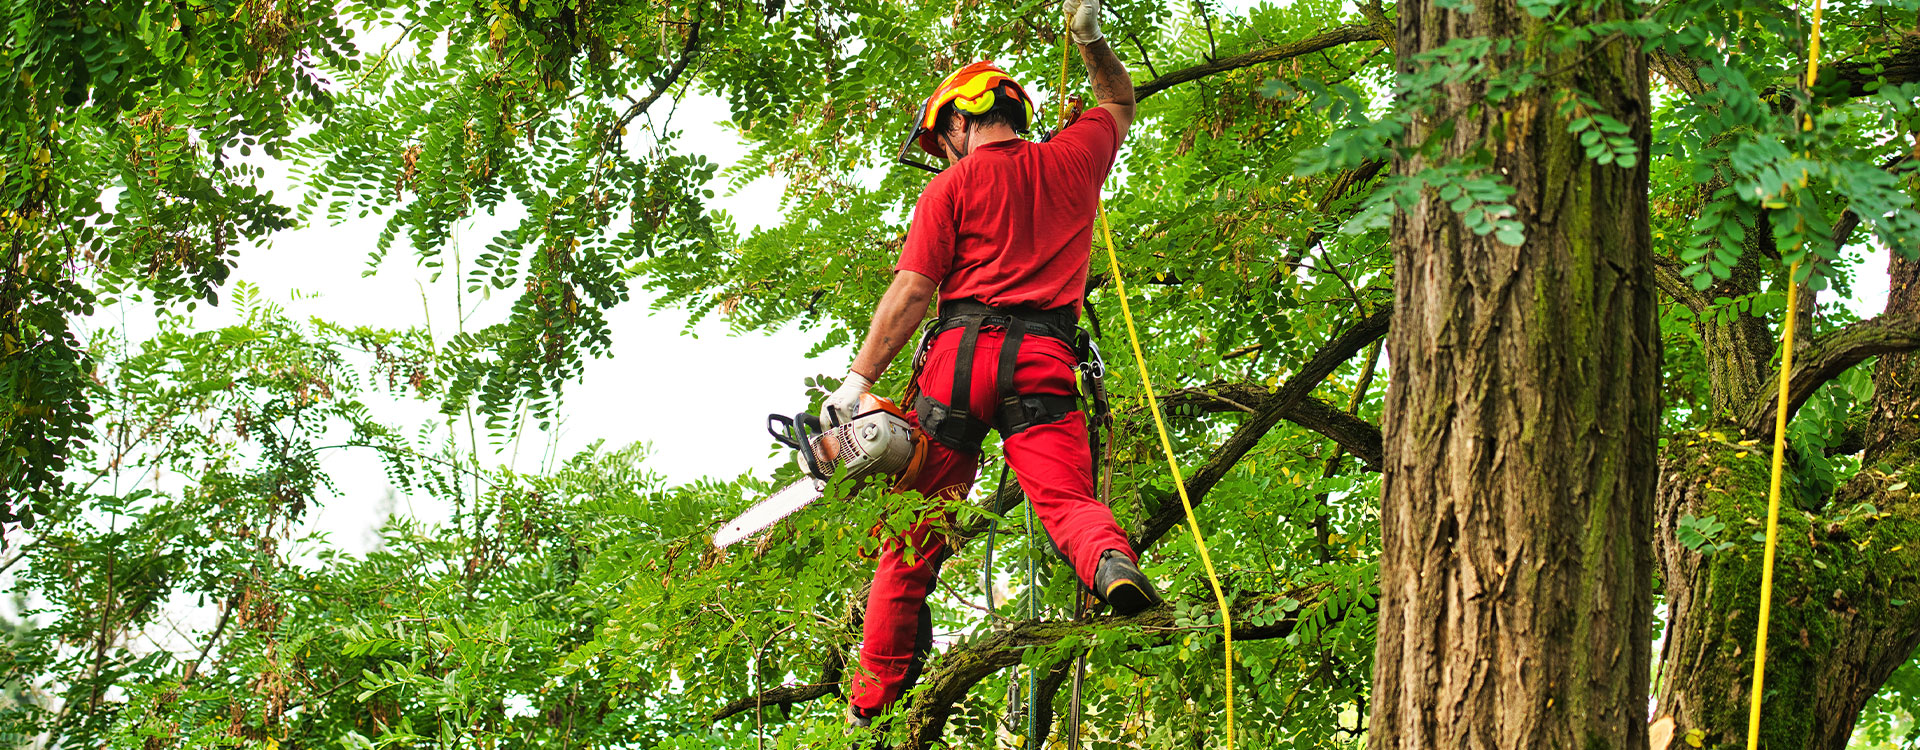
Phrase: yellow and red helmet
[{"left": 897, "top": 61, "right": 1035, "bottom": 172}]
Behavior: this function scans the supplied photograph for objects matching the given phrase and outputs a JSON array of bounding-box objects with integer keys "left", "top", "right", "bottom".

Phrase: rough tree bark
[
  {"left": 1865, "top": 255, "right": 1919, "bottom": 466},
  {"left": 1368, "top": 0, "right": 1659, "bottom": 745},
  {"left": 1655, "top": 252, "right": 1920, "bottom": 750}
]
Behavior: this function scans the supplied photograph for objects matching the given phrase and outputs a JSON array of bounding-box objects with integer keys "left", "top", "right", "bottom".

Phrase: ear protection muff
[{"left": 955, "top": 90, "right": 996, "bottom": 116}]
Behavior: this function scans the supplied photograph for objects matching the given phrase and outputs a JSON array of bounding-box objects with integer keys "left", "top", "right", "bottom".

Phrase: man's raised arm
[{"left": 1067, "top": 0, "right": 1135, "bottom": 139}]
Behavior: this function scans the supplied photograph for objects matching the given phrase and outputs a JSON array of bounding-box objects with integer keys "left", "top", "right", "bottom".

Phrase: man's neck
[
  {"left": 957, "top": 123, "right": 1019, "bottom": 158},
  {"left": 969, "top": 124, "right": 1019, "bottom": 149}
]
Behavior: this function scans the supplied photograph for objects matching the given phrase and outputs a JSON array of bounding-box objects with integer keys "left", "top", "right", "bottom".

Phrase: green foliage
[
  {"left": 1, "top": 0, "right": 355, "bottom": 543},
  {"left": 2, "top": 0, "right": 1917, "bottom": 744},
  {"left": 1677, "top": 512, "right": 1733, "bottom": 554}
]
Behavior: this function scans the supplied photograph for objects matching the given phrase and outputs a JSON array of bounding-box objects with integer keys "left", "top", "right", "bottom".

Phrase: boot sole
[{"left": 1104, "top": 579, "right": 1155, "bottom": 616}]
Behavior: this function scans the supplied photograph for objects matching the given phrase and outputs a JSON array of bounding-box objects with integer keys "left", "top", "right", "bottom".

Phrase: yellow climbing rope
[
  {"left": 1097, "top": 208, "right": 1237, "bottom": 748},
  {"left": 1060, "top": 16, "right": 1237, "bottom": 747},
  {"left": 1747, "top": 3, "right": 1821, "bottom": 746}
]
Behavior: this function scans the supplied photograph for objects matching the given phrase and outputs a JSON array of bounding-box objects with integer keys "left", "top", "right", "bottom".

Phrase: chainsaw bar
[{"left": 712, "top": 477, "right": 825, "bottom": 549}]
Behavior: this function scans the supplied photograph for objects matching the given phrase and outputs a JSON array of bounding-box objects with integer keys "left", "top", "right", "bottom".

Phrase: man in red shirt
[{"left": 822, "top": 0, "right": 1158, "bottom": 726}]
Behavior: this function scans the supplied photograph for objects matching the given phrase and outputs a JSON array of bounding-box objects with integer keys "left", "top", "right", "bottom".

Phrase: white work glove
[
  {"left": 823, "top": 371, "right": 874, "bottom": 427},
  {"left": 1065, "top": 0, "right": 1103, "bottom": 44}
]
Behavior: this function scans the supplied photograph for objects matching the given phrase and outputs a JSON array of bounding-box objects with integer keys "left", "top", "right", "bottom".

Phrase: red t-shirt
[{"left": 895, "top": 108, "right": 1122, "bottom": 315}]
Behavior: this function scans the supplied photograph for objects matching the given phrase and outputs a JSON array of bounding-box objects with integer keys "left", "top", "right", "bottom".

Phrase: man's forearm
[
  {"left": 1079, "top": 39, "right": 1134, "bottom": 107},
  {"left": 849, "top": 306, "right": 920, "bottom": 382},
  {"left": 850, "top": 272, "right": 938, "bottom": 381}
]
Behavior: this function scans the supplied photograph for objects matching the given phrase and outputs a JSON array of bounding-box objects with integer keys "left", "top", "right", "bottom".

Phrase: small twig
[
  {"left": 1168, "top": 388, "right": 1257, "bottom": 414},
  {"left": 0, "top": 539, "right": 41, "bottom": 576},
  {"left": 182, "top": 585, "right": 240, "bottom": 684},
  {"left": 606, "top": 21, "right": 703, "bottom": 148},
  {"left": 1198, "top": 1, "right": 1219, "bottom": 61},
  {"left": 1128, "top": 31, "right": 1162, "bottom": 79},
  {"left": 353, "top": 20, "right": 421, "bottom": 90}
]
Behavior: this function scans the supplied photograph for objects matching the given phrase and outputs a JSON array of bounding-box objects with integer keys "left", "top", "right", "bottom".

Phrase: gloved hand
[
  {"left": 823, "top": 371, "right": 874, "bottom": 426},
  {"left": 1065, "top": 0, "right": 1103, "bottom": 44}
]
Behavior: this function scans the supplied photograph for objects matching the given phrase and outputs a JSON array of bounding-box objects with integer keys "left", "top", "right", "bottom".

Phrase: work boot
[
  {"left": 846, "top": 702, "right": 873, "bottom": 729},
  {"left": 1093, "top": 549, "right": 1160, "bottom": 615}
]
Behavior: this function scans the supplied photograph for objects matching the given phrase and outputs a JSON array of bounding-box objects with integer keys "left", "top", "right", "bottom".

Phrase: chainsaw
[{"left": 712, "top": 393, "right": 928, "bottom": 549}]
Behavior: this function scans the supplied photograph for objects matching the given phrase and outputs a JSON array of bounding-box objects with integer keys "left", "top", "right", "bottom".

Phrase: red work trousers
[{"left": 849, "top": 326, "right": 1138, "bottom": 716}]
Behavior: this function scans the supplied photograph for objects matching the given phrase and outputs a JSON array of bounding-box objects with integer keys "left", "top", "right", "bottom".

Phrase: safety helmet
[{"left": 896, "top": 61, "right": 1035, "bottom": 174}]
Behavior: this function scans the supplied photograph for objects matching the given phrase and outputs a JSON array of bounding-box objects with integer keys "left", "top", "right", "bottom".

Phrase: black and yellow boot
[{"left": 1093, "top": 549, "right": 1160, "bottom": 615}]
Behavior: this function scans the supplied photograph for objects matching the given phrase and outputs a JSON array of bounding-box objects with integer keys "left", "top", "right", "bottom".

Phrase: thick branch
[
  {"left": 1135, "top": 25, "right": 1384, "bottom": 102},
  {"left": 1739, "top": 312, "right": 1920, "bottom": 437},
  {"left": 1164, "top": 385, "right": 1383, "bottom": 469},
  {"left": 711, "top": 680, "right": 841, "bottom": 722},
  {"left": 1131, "top": 307, "right": 1392, "bottom": 552},
  {"left": 1653, "top": 255, "right": 1708, "bottom": 313},
  {"left": 1830, "top": 45, "right": 1920, "bottom": 99},
  {"left": 899, "top": 587, "right": 1329, "bottom": 749},
  {"left": 1650, "top": 49, "right": 1711, "bottom": 99},
  {"left": 1655, "top": 44, "right": 1920, "bottom": 109},
  {"left": 1027, "top": 656, "right": 1077, "bottom": 744}
]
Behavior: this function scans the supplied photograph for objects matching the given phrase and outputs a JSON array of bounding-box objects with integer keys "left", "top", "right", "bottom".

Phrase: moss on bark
[{"left": 1656, "top": 435, "right": 1920, "bottom": 749}]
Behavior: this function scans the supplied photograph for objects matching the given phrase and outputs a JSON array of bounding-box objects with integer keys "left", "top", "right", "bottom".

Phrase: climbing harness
[
  {"left": 1747, "top": 2, "right": 1822, "bottom": 745},
  {"left": 912, "top": 301, "right": 1086, "bottom": 451}
]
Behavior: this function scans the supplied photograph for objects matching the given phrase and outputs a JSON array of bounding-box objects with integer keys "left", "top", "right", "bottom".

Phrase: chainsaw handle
[
  {"left": 794, "top": 413, "right": 828, "bottom": 481},
  {"left": 768, "top": 412, "right": 830, "bottom": 481},
  {"left": 768, "top": 414, "right": 804, "bottom": 452}
]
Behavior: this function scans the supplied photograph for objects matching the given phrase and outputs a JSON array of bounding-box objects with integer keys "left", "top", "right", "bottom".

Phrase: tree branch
[
  {"left": 1164, "top": 385, "right": 1383, "bottom": 469},
  {"left": 1653, "top": 255, "right": 1708, "bottom": 312},
  {"left": 898, "top": 587, "right": 1332, "bottom": 749},
  {"left": 1131, "top": 307, "right": 1392, "bottom": 552},
  {"left": 711, "top": 679, "right": 842, "bottom": 722},
  {"left": 709, "top": 587, "right": 863, "bottom": 722},
  {"left": 1650, "top": 49, "right": 1711, "bottom": 100},
  {"left": 606, "top": 23, "right": 702, "bottom": 146},
  {"left": 181, "top": 586, "right": 239, "bottom": 684},
  {"left": 1135, "top": 25, "right": 1385, "bottom": 102},
  {"left": 1739, "top": 312, "right": 1920, "bottom": 437},
  {"left": 1026, "top": 654, "right": 1078, "bottom": 744},
  {"left": 1829, "top": 44, "right": 1920, "bottom": 99}
]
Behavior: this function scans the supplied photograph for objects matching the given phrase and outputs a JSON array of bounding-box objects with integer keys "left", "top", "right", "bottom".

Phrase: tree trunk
[
  {"left": 1653, "top": 255, "right": 1920, "bottom": 750},
  {"left": 1368, "top": 0, "right": 1658, "bottom": 746},
  {"left": 1866, "top": 253, "right": 1919, "bottom": 466}
]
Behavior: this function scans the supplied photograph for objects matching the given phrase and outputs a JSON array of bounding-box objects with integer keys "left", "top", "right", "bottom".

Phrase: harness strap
[
  {"left": 950, "top": 314, "right": 984, "bottom": 432},
  {"left": 937, "top": 300, "right": 1077, "bottom": 344},
  {"left": 996, "top": 316, "right": 1028, "bottom": 429},
  {"left": 916, "top": 300, "right": 1090, "bottom": 449}
]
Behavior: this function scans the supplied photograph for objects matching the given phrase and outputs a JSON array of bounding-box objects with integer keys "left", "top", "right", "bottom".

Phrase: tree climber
[{"left": 822, "top": 0, "right": 1157, "bottom": 727}]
